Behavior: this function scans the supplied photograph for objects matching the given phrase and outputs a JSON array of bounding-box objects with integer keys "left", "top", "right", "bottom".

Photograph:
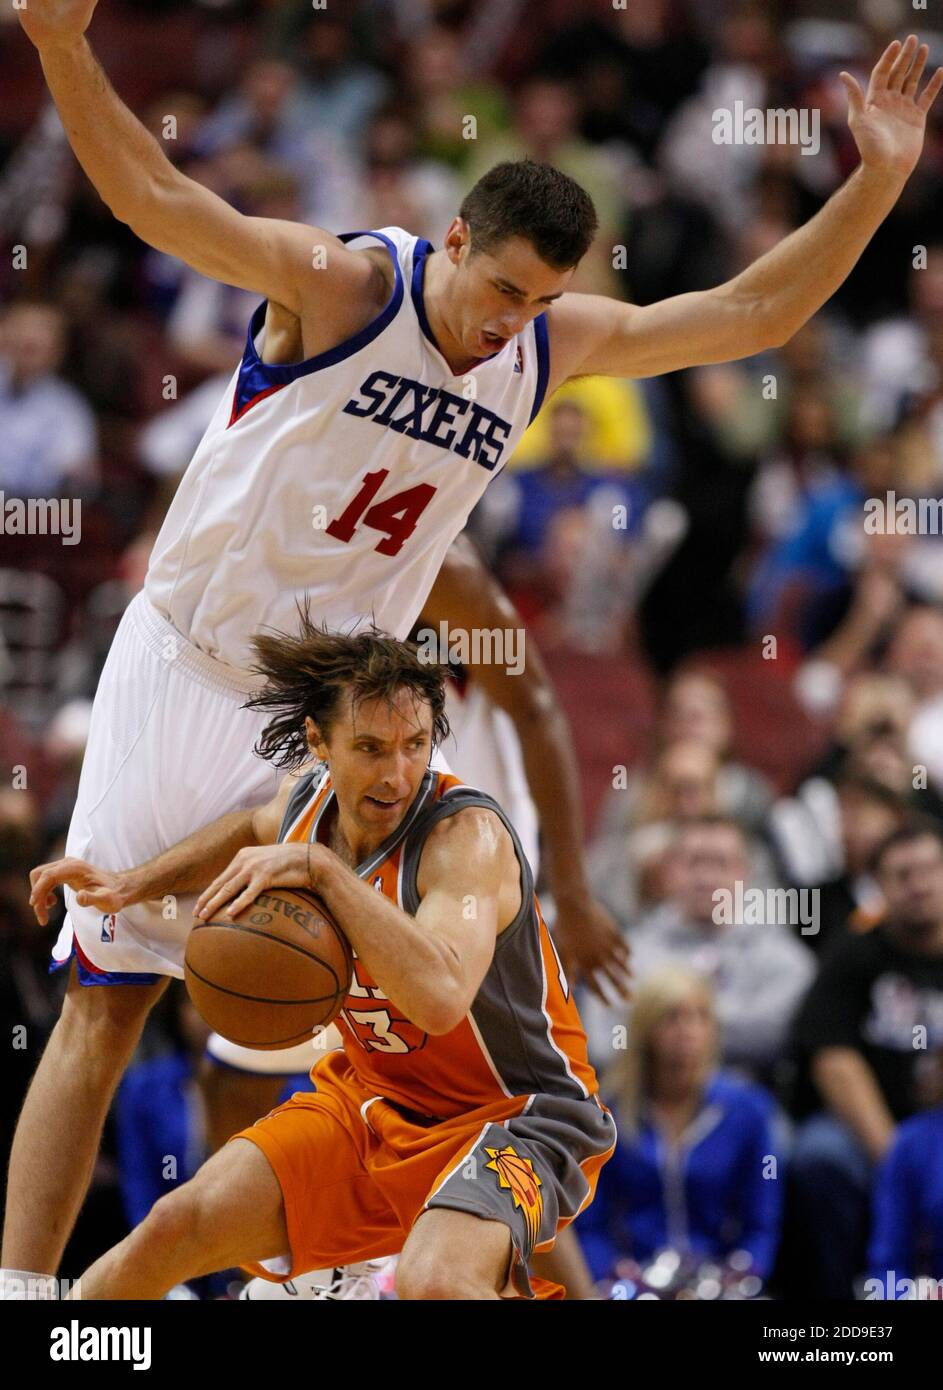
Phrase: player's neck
[
  {"left": 325, "top": 801, "right": 386, "bottom": 872},
  {"left": 422, "top": 250, "right": 482, "bottom": 376}
]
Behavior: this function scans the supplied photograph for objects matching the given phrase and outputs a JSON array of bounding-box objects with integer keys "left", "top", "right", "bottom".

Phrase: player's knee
[
  {"left": 58, "top": 977, "right": 164, "bottom": 1066},
  {"left": 395, "top": 1247, "right": 475, "bottom": 1301},
  {"left": 137, "top": 1186, "right": 204, "bottom": 1260}
]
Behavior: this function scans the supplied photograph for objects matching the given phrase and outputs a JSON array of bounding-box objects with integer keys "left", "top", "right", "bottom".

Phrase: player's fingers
[
  {"left": 195, "top": 871, "right": 232, "bottom": 916},
  {"left": 839, "top": 72, "right": 865, "bottom": 117},
  {"left": 918, "top": 65, "right": 943, "bottom": 113},
  {"left": 601, "top": 962, "right": 633, "bottom": 999},
  {"left": 887, "top": 34, "right": 918, "bottom": 92},
  {"left": 28, "top": 866, "right": 67, "bottom": 907},
  {"left": 869, "top": 38, "right": 902, "bottom": 97},
  {"left": 196, "top": 875, "right": 244, "bottom": 920},
  {"left": 902, "top": 42, "right": 928, "bottom": 97},
  {"left": 226, "top": 876, "right": 265, "bottom": 920},
  {"left": 75, "top": 886, "right": 117, "bottom": 910},
  {"left": 583, "top": 970, "right": 620, "bottom": 1006},
  {"left": 606, "top": 935, "right": 631, "bottom": 963}
]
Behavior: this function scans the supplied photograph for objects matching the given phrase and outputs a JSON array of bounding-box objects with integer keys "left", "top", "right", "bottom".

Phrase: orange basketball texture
[{"left": 184, "top": 887, "right": 353, "bottom": 1049}]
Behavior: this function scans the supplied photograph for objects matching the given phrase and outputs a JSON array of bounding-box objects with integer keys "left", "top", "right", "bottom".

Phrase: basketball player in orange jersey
[
  {"left": 7, "top": 0, "right": 941, "bottom": 1292},
  {"left": 61, "top": 624, "right": 616, "bottom": 1300}
]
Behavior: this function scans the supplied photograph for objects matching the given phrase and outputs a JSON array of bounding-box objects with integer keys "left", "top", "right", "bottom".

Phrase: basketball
[{"left": 184, "top": 887, "right": 352, "bottom": 1050}]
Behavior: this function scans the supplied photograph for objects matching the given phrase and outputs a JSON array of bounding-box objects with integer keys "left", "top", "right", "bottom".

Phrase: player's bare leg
[
  {"left": 395, "top": 1208, "right": 512, "bottom": 1301},
  {"left": 531, "top": 1227, "right": 596, "bottom": 1299},
  {"left": 72, "top": 1138, "right": 288, "bottom": 1300},
  {"left": 1, "top": 963, "right": 169, "bottom": 1274},
  {"left": 197, "top": 1057, "right": 285, "bottom": 1155}
]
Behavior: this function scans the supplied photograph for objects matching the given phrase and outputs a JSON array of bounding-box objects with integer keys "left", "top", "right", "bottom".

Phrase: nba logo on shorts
[
  {"left": 101, "top": 913, "right": 117, "bottom": 943},
  {"left": 372, "top": 875, "right": 383, "bottom": 892}
]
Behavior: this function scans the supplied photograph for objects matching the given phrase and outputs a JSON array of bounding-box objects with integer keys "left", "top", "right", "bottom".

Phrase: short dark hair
[
  {"left": 871, "top": 819, "right": 943, "bottom": 874},
  {"left": 458, "top": 159, "right": 598, "bottom": 269},
  {"left": 674, "top": 814, "right": 747, "bottom": 845},
  {"left": 243, "top": 603, "right": 451, "bottom": 771}
]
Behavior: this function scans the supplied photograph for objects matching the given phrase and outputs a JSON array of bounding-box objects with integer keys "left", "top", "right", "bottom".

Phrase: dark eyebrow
[{"left": 493, "top": 277, "right": 563, "bottom": 305}]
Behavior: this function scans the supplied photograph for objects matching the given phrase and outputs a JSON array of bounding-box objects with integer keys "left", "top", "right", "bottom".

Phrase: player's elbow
[
  {"left": 724, "top": 285, "right": 789, "bottom": 356},
  {"left": 415, "top": 991, "right": 466, "bottom": 1036},
  {"left": 762, "top": 318, "right": 795, "bottom": 353},
  {"left": 415, "top": 969, "right": 471, "bottom": 1036}
]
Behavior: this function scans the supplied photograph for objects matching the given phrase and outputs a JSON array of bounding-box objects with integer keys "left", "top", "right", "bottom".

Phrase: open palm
[{"left": 841, "top": 35, "right": 943, "bottom": 179}]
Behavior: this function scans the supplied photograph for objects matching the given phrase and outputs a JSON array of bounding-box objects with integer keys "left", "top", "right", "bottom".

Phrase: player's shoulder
[
  {"left": 258, "top": 758, "right": 328, "bottom": 842},
  {"left": 542, "top": 290, "right": 627, "bottom": 390},
  {"left": 419, "top": 799, "right": 515, "bottom": 874}
]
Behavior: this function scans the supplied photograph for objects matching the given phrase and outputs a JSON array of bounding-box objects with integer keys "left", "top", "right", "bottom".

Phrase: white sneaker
[{"left": 239, "top": 1260, "right": 387, "bottom": 1301}]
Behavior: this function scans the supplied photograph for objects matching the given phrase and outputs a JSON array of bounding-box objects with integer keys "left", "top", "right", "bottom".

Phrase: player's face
[
  {"left": 314, "top": 691, "right": 434, "bottom": 838},
  {"left": 450, "top": 227, "right": 573, "bottom": 358}
]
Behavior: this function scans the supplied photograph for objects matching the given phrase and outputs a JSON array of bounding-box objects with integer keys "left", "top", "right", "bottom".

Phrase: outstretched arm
[
  {"left": 18, "top": 2, "right": 378, "bottom": 315},
  {"left": 28, "top": 770, "right": 301, "bottom": 924},
  {"left": 551, "top": 35, "right": 943, "bottom": 382}
]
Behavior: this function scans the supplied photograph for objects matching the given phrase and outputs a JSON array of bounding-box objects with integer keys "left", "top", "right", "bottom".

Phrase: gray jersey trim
[
  {"left": 277, "top": 763, "right": 330, "bottom": 843},
  {"left": 277, "top": 765, "right": 438, "bottom": 881}
]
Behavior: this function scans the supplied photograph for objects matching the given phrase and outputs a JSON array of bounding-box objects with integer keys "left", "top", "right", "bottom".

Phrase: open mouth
[
  {"left": 365, "top": 795, "right": 402, "bottom": 811},
  {"left": 480, "top": 331, "right": 508, "bottom": 352}
]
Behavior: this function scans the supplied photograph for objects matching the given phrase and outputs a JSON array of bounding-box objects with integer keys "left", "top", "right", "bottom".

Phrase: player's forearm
[
  {"left": 733, "top": 163, "right": 906, "bottom": 346},
  {"left": 36, "top": 36, "right": 176, "bottom": 223},
  {"left": 515, "top": 693, "right": 592, "bottom": 906},
  {"left": 313, "top": 855, "right": 463, "bottom": 1034},
  {"left": 812, "top": 1047, "right": 897, "bottom": 1161},
  {"left": 123, "top": 809, "right": 259, "bottom": 905}
]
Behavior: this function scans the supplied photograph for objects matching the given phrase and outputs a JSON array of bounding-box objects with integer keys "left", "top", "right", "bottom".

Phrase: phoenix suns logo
[{"left": 483, "top": 1144, "right": 543, "bottom": 1248}]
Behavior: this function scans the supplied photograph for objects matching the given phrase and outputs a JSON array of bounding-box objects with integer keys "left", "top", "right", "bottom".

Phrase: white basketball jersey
[
  {"left": 145, "top": 226, "right": 551, "bottom": 672},
  {"left": 443, "top": 675, "right": 540, "bottom": 877}
]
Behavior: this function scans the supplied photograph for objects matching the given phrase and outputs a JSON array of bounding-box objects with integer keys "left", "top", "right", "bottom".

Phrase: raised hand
[
  {"left": 17, "top": 0, "right": 99, "bottom": 51},
  {"left": 553, "top": 897, "right": 633, "bottom": 1005},
  {"left": 840, "top": 34, "right": 943, "bottom": 180}
]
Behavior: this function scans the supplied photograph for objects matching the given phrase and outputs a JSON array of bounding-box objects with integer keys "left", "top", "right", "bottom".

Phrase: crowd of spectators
[{"left": 3, "top": 0, "right": 943, "bottom": 1299}]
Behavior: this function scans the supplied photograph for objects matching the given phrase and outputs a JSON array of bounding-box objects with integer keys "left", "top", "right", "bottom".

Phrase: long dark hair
[{"left": 243, "top": 602, "right": 451, "bottom": 770}]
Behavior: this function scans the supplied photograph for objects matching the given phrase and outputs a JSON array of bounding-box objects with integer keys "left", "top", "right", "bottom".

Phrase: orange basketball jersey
[{"left": 278, "top": 765, "right": 601, "bottom": 1119}]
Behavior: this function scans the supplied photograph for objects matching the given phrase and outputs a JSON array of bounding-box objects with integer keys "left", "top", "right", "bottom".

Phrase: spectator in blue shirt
[
  {"left": 576, "top": 965, "right": 783, "bottom": 1288},
  {"left": 868, "top": 1051, "right": 943, "bottom": 1298}
]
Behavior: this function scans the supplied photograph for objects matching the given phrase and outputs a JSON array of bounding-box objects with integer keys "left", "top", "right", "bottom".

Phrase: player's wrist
[
  {"left": 116, "top": 868, "right": 144, "bottom": 907},
  {"left": 553, "top": 880, "right": 594, "bottom": 913},
  {"left": 853, "top": 158, "right": 909, "bottom": 199}
]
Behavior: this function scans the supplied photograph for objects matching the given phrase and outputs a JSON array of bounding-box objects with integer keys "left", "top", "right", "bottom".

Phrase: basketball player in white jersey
[{"left": 6, "top": 2, "right": 941, "bottom": 1291}]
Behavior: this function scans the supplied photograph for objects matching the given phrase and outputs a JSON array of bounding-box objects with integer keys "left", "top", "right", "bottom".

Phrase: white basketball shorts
[{"left": 51, "top": 591, "right": 282, "bottom": 983}]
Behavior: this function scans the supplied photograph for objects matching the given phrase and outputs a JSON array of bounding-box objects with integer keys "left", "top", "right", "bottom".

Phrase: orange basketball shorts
[{"left": 232, "top": 1050, "right": 616, "bottom": 1299}]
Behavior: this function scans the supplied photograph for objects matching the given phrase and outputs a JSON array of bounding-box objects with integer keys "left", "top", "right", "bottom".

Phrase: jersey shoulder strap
[
  {"left": 277, "top": 761, "right": 330, "bottom": 842},
  {"left": 399, "top": 783, "right": 536, "bottom": 941}
]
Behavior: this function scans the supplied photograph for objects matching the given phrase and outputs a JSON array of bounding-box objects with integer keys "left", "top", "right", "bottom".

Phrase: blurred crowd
[{"left": 3, "top": 0, "right": 943, "bottom": 1299}]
